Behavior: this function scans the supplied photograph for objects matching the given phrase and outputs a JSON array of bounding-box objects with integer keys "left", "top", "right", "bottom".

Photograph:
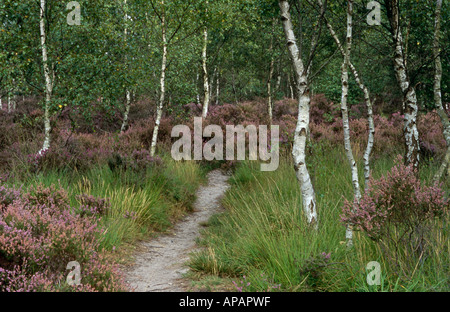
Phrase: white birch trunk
[
  {"left": 279, "top": 0, "right": 318, "bottom": 228},
  {"left": 121, "top": 90, "right": 131, "bottom": 132},
  {"left": 361, "top": 84, "right": 375, "bottom": 191},
  {"left": 201, "top": 25, "right": 210, "bottom": 118},
  {"left": 340, "top": 0, "right": 360, "bottom": 247},
  {"left": 121, "top": 0, "right": 131, "bottom": 133},
  {"left": 432, "top": 0, "right": 450, "bottom": 181},
  {"left": 267, "top": 62, "right": 274, "bottom": 122},
  {"left": 39, "top": 0, "right": 53, "bottom": 155},
  {"left": 276, "top": 74, "right": 281, "bottom": 93},
  {"left": 150, "top": 1, "right": 167, "bottom": 157},
  {"left": 7, "top": 93, "right": 11, "bottom": 113},
  {"left": 387, "top": 0, "right": 420, "bottom": 169},
  {"left": 215, "top": 66, "right": 220, "bottom": 106},
  {"left": 267, "top": 19, "right": 276, "bottom": 122},
  {"left": 196, "top": 72, "right": 201, "bottom": 106}
]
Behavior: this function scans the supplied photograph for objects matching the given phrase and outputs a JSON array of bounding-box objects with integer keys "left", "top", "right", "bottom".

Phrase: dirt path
[{"left": 124, "top": 169, "right": 230, "bottom": 292}]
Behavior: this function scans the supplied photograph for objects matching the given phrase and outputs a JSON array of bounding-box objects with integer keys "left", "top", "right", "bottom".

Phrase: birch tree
[
  {"left": 384, "top": 0, "right": 420, "bottom": 169},
  {"left": 279, "top": 0, "right": 318, "bottom": 228},
  {"left": 7, "top": 83, "right": 16, "bottom": 113},
  {"left": 121, "top": 0, "right": 131, "bottom": 133},
  {"left": 201, "top": 0, "right": 210, "bottom": 119},
  {"left": 337, "top": 0, "right": 361, "bottom": 247},
  {"left": 432, "top": 0, "right": 450, "bottom": 181},
  {"left": 317, "top": 0, "right": 374, "bottom": 190},
  {"left": 39, "top": 0, "right": 54, "bottom": 155},
  {"left": 214, "top": 66, "right": 220, "bottom": 105},
  {"left": 149, "top": 0, "right": 196, "bottom": 156},
  {"left": 267, "top": 18, "right": 276, "bottom": 123},
  {"left": 150, "top": 0, "right": 168, "bottom": 157}
]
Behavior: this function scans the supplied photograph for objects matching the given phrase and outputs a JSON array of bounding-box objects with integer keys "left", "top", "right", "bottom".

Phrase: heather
[
  {"left": 1, "top": 95, "right": 447, "bottom": 179},
  {"left": 0, "top": 183, "right": 127, "bottom": 292},
  {"left": 341, "top": 156, "right": 449, "bottom": 277}
]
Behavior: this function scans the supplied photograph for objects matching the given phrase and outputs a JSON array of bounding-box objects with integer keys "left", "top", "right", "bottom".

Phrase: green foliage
[{"left": 1, "top": 0, "right": 449, "bottom": 121}]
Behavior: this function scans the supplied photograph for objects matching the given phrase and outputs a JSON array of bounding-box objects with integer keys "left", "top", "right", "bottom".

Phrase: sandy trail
[{"left": 124, "top": 169, "right": 230, "bottom": 292}]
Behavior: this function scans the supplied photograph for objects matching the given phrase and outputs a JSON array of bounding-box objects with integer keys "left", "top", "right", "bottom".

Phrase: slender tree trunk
[
  {"left": 267, "top": 60, "right": 274, "bottom": 122},
  {"left": 275, "top": 72, "right": 281, "bottom": 93},
  {"left": 7, "top": 92, "right": 11, "bottom": 113},
  {"left": 150, "top": 1, "right": 167, "bottom": 157},
  {"left": 196, "top": 72, "right": 201, "bottom": 106},
  {"left": 279, "top": 0, "right": 318, "bottom": 228},
  {"left": 215, "top": 66, "right": 220, "bottom": 106},
  {"left": 39, "top": 0, "right": 53, "bottom": 155},
  {"left": 201, "top": 24, "right": 210, "bottom": 118},
  {"left": 339, "top": 0, "right": 361, "bottom": 247},
  {"left": 121, "top": 90, "right": 131, "bottom": 132},
  {"left": 267, "top": 18, "right": 276, "bottom": 123},
  {"left": 385, "top": 0, "right": 420, "bottom": 169},
  {"left": 432, "top": 0, "right": 450, "bottom": 182},
  {"left": 319, "top": 0, "right": 374, "bottom": 190},
  {"left": 121, "top": 0, "right": 131, "bottom": 133}
]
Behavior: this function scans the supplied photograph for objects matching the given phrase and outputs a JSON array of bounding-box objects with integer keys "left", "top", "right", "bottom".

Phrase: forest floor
[{"left": 123, "top": 169, "right": 230, "bottom": 292}]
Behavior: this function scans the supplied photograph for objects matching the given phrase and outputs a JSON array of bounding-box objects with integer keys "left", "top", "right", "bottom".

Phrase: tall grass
[{"left": 189, "top": 146, "right": 449, "bottom": 292}]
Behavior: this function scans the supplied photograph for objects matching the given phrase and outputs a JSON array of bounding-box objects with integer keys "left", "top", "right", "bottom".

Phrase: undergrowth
[{"left": 189, "top": 148, "right": 449, "bottom": 292}]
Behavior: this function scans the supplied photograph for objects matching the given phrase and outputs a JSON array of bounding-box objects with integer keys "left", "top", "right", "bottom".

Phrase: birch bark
[
  {"left": 201, "top": 0, "right": 210, "bottom": 119},
  {"left": 150, "top": 0, "right": 167, "bottom": 157},
  {"left": 279, "top": 0, "right": 318, "bottom": 227},
  {"left": 39, "top": 0, "right": 53, "bottom": 155},
  {"left": 215, "top": 66, "right": 220, "bottom": 105},
  {"left": 201, "top": 25, "right": 210, "bottom": 118},
  {"left": 340, "top": 0, "right": 360, "bottom": 247},
  {"left": 121, "top": 0, "right": 131, "bottom": 133},
  {"left": 267, "top": 18, "right": 276, "bottom": 122},
  {"left": 196, "top": 72, "right": 201, "bottom": 106},
  {"left": 385, "top": 0, "right": 420, "bottom": 169}
]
